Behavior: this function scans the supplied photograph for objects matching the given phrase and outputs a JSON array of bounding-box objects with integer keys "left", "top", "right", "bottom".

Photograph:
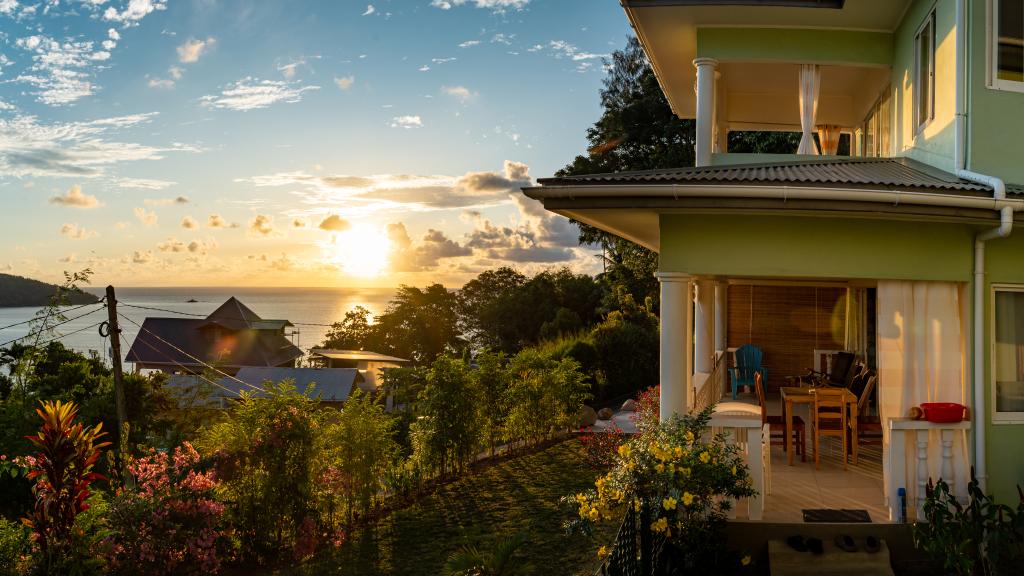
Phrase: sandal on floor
[
  {"left": 786, "top": 535, "right": 808, "bottom": 552},
  {"left": 865, "top": 536, "right": 881, "bottom": 554},
  {"left": 806, "top": 537, "right": 824, "bottom": 555},
  {"left": 834, "top": 535, "right": 857, "bottom": 552}
]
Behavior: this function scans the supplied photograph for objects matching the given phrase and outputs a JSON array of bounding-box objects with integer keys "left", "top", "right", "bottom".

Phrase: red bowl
[{"left": 920, "top": 402, "right": 967, "bottom": 423}]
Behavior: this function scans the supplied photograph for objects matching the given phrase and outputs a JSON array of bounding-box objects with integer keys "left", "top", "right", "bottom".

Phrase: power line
[
  {"left": 0, "top": 299, "right": 106, "bottom": 332},
  {"left": 127, "top": 335, "right": 247, "bottom": 399},
  {"left": 10, "top": 321, "right": 107, "bottom": 350},
  {"left": 0, "top": 304, "right": 108, "bottom": 348},
  {"left": 118, "top": 301, "right": 337, "bottom": 327},
  {"left": 116, "top": 311, "right": 269, "bottom": 395}
]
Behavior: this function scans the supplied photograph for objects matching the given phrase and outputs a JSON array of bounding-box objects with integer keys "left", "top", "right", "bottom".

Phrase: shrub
[
  {"left": 104, "top": 442, "right": 231, "bottom": 575},
  {"left": 411, "top": 355, "right": 482, "bottom": 478},
  {"left": 0, "top": 517, "right": 31, "bottom": 576},
  {"left": 578, "top": 425, "right": 624, "bottom": 470},
  {"left": 569, "top": 406, "right": 755, "bottom": 570},
  {"left": 631, "top": 385, "right": 660, "bottom": 438},
  {"left": 22, "top": 400, "right": 110, "bottom": 574},
  {"left": 591, "top": 294, "right": 659, "bottom": 401},
  {"left": 505, "top": 350, "right": 590, "bottom": 448}
]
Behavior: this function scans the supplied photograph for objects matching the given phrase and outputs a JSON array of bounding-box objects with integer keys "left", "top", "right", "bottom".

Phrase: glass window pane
[
  {"left": 995, "top": 291, "right": 1024, "bottom": 413},
  {"left": 916, "top": 18, "right": 934, "bottom": 127},
  {"left": 998, "top": 0, "right": 1024, "bottom": 82}
]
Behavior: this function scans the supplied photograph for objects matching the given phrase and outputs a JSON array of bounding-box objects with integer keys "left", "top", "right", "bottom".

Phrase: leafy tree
[
  {"left": 457, "top": 268, "right": 528, "bottom": 349},
  {"left": 321, "top": 306, "right": 377, "bottom": 351},
  {"left": 591, "top": 289, "right": 660, "bottom": 401},
  {"left": 411, "top": 355, "right": 482, "bottom": 478},
  {"left": 504, "top": 350, "right": 589, "bottom": 448},
  {"left": 472, "top": 350, "right": 510, "bottom": 456}
]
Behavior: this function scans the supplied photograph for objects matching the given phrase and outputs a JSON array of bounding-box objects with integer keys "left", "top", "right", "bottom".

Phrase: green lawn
[{"left": 276, "top": 440, "right": 614, "bottom": 576}]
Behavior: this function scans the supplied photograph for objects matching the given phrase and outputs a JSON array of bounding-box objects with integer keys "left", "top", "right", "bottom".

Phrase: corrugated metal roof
[
  {"left": 537, "top": 158, "right": 1024, "bottom": 195},
  {"left": 309, "top": 348, "right": 410, "bottom": 363},
  {"left": 166, "top": 367, "right": 359, "bottom": 404}
]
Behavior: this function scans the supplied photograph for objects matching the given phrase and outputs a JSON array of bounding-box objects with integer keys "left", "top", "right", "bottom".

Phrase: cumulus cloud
[
  {"left": 361, "top": 4, "right": 375, "bottom": 15},
  {"left": 388, "top": 115, "right": 422, "bottom": 129},
  {"left": 157, "top": 237, "right": 186, "bottom": 252},
  {"left": 441, "top": 85, "right": 475, "bottom": 102},
  {"left": 334, "top": 75, "right": 355, "bottom": 90},
  {"left": 200, "top": 77, "right": 320, "bottom": 111},
  {"left": 207, "top": 214, "right": 237, "bottom": 228},
  {"left": 458, "top": 40, "right": 481, "bottom": 48},
  {"left": 292, "top": 218, "right": 307, "bottom": 228},
  {"left": 144, "top": 195, "right": 189, "bottom": 206},
  {"left": 131, "top": 250, "right": 154, "bottom": 264},
  {"left": 49, "top": 185, "right": 100, "bottom": 208},
  {"left": 318, "top": 214, "right": 350, "bottom": 232},
  {"left": 133, "top": 207, "right": 158, "bottom": 226},
  {"left": 430, "top": 0, "right": 529, "bottom": 11},
  {"left": 388, "top": 223, "right": 471, "bottom": 271},
  {"left": 181, "top": 216, "right": 199, "bottom": 229},
  {"left": 249, "top": 214, "right": 274, "bottom": 236},
  {"left": 104, "top": 0, "right": 168, "bottom": 26},
  {"left": 177, "top": 37, "right": 215, "bottom": 63},
  {"left": 59, "top": 223, "right": 98, "bottom": 240},
  {"left": 12, "top": 30, "right": 124, "bottom": 105}
]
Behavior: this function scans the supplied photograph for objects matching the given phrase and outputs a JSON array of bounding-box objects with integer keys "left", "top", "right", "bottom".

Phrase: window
[
  {"left": 862, "top": 87, "right": 892, "bottom": 157},
  {"left": 915, "top": 11, "right": 936, "bottom": 132},
  {"left": 992, "top": 0, "right": 1024, "bottom": 90},
  {"left": 993, "top": 287, "right": 1024, "bottom": 421}
]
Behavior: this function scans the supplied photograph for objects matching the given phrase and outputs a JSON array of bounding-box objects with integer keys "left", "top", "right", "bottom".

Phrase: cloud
[
  {"left": 177, "top": 37, "right": 215, "bottom": 63},
  {"left": 458, "top": 40, "right": 481, "bottom": 48},
  {"left": 169, "top": 66, "right": 184, "bottom": 80},
  {"left": 103, "top": 0, "right": 168, "bottom": 26},
  {"left": 292, "top": 218, "right": 307, "bottom": 228},
  {"left": 181, "top": 216, "right": 198, "bottom": 229},
  {"left": 441, "top": 85, "right": 475, "bottom": 102},
  {"left": 418, "top": 65, "right": 431, "bottom": 72},
  {"left": 318, "top": 214, "right": 350, "bottom": 232},
  {"left": 131, "top": 250, "right": 154, "bottom": 264},
  {"left": 119, "top": 178, "right": 176, "bottom": 190},
  {"left": 157, "top": 237, "right": 186, "bottom": 252},
  {"left": 59, "top": 223, "right": 98, "bottom": 240},
  {"left": 431, "top": 57, "right": 456, "bottom": 65},
  {"left": 200, "top": 77, "right": 320, "bottom": 111},
  {"left": 188, "top": 239, "right": 215, "bottom": 254},
  {"left": 277, "top": 57, "right": 320, "bottom": 79},
  {"left": 388, "top": 115, "right": 422, "bottom": 129},
  {"left": 334, "top": 75, "right": 355, "bottom": 90},
  {"left": 548, "top": 40, "right": 608, "bottom": 71},
  {"left": 388, "top": 223, "right": 471, "bottom": 271},
  {"left": 148, "top": 77, "right": 175, "bottom": 89},
  {"left": 207, "top": 214, "right": 237, "bottom": 228},
  {"left": 133, "top": 207, "right": 158, "bottom": 226},
  {"left": 12, "top": 33, "right": 118, "bottom": 105},
  {"left": 361, "top": 4, "right": 375, "bottom": 16},
  {"left": 0, "top": 112, "right": 196, "bottom": 179},
  {"left": 249, "top": 214, "right": 274, "bottom": 236},
  {"left": 49, "top": 185, "right": 100, "bottom": 208},
  {"left": 144, "top": 195, "right": 189, "bottom": 206},
  {"left": 430, "top": 0, "right": 529, "bottom": 11}
]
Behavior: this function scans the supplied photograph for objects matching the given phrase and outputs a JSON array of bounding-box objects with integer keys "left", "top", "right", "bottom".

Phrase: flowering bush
[
  {"left": 630, "top": 385, "right": 660, "bottom": 437},
  {"left": 104, "top": 442, "right": 232, "bottom": 575},
  {"left": 569, "top": 406, "right": 756, "bottom": 571},
  {"left": 578, "top": 425, "right": 623, "bottom": 470}
]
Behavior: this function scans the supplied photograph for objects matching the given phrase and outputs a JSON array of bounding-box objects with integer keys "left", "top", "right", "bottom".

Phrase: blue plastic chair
[{"left": 728, "top": 344, "right": 767, "bottom": 400}]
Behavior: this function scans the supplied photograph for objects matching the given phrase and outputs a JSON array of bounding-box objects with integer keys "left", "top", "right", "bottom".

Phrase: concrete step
[{"left": 768, "top": 539, "right": 894, "bottom": 576}]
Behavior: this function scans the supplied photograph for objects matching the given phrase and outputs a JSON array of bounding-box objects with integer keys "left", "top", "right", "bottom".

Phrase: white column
[
  {"left": 714, "top": 282, "right": 726, "bottom": 352},
  {"left": 658, "top": 273, "right": 691, "bottom": 420},
  {"left": 694, "top": 57, "right": 719, "bottom": 167},
  {"left": 694, "top": 281, "right": 714, "bottom": 374}
]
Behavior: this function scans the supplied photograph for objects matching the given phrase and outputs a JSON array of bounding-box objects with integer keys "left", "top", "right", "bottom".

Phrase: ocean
[{"left": 0, "top": 286, "right": 395, "bottom": 363}]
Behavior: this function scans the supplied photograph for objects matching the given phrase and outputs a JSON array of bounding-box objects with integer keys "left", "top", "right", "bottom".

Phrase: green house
[{"left": 526, "top": 0, "right": 1024, "bottom": 519}]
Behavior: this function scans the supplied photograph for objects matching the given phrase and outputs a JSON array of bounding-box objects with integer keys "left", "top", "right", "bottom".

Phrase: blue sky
[{"left": 0, "top": 0, "right": 631, "bottom": 287}]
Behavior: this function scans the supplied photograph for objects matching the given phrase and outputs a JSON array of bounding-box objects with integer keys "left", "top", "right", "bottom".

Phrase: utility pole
[{"left": 105, "top": 285, "right": 127, "bottom": 436}]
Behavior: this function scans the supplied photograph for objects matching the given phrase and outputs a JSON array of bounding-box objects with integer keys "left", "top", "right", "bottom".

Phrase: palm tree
[{"left": 444, "top": 531, "right": 528, "bottom": 576}]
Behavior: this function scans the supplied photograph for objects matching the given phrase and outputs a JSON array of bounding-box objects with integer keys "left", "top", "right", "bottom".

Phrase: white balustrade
[
  {"left": 694, "top": 351, "right": 728, "bottom": 413},
  {"left": 708, "top": 411, "right": 764, "bottom": 521},
  {"left": 887, "top": 418, "right": 971, "bottom": 522}
]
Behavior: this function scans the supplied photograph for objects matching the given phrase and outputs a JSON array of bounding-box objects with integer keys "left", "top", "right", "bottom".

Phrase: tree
[
  {"left": 321, "top": 306, "right": 377, "bottom": 351},
  {"left": 457, "top": 268, "right": 527, "bottom": 349},
  {"left": 411, "top": 355, "right": 481, "bottom": 477},
  {"left": 370, "top": 284, "right": 464, "bottom": 364},
  {"left": 472, "top": 350, "right": 510, "bottom": 456},
  {"left": 591, "top": 290, "right": 660, "bottom": 400}
]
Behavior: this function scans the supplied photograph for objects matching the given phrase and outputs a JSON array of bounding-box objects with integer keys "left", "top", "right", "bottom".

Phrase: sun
[{"left": 329, "top": 224, "right": 392, "bottom": 278}]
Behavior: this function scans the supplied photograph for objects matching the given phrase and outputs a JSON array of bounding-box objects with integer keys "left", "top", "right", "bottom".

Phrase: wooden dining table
[{"left": 780, "top": 386, "right": 859, "bottom": 466}]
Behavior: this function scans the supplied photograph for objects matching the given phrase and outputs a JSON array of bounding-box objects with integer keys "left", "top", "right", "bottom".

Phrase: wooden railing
[
  {"left": 708, "top": 411, "right": 765, "bottom": 521},
  {"left": 887, "top": 417, "right": 971, "bottom": 522},
  {"left": 694, "top": 351, "right": 727, "bottom": 413}
]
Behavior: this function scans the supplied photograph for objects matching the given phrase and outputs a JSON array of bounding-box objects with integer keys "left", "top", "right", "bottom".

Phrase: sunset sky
[{"left": 0, "top": 0, "right": 630, "bottom": 287}]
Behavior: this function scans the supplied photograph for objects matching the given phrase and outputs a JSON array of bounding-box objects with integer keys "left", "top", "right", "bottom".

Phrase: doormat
[{"left": 802, "top": 509, "right": 872, "bottom": 523}]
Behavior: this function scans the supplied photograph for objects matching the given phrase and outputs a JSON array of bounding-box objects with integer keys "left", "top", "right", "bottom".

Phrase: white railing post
[
  {"left": 941, "top": 429, "right": 955, "bottom": 497},
  {"left": 888, "top": 425, "right": 907, "bottom": 522},
  {"left": 916, "top": 430, "right": 929, "bottom": 520},
  {"left": 889, "top": 418, "right": 971, "bottom": 522},
  {"left": 709, "top": 412, "right": 763, "bottom": 520}
]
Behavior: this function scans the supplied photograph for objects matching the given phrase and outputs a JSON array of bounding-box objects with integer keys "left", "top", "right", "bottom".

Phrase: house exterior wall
[
  {"left": 695, "top": 28, "right": 893, "bottom": 66},
  {"left": 968, "top": 0, "right": 1024, "bottom": 184},
  {"left": 892, "top": 0, "right": 960, "bottom": 172}
]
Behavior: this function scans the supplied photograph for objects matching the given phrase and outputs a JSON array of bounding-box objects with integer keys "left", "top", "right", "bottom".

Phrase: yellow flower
[
  {"left": 741, "top": 554, "right": 752, "bottom": 566},
  {"left": 680, "top": 467, "right": 691, "bottom": 476},
  {"left": 626, "top": 461, "right": 636, "bottom": 472},
  {"left": 731, "top": 465, "right": 737, "bottom": 476},
  {"left": 618, "top": 444, "right": 631, "bottom": 458},
  {"left": 655, "top": 463, "right": 665, "bottom": 473},
  {"left": 699, "top": 451, "right": 711, "bottom": 464},
  {"left": 588, "top": 507, "right": 600, "bottom": 522},
  {"left": 598, "top": 546, "right": 610, "bottom": 559},
  {"left": 662, "top": 496, "right": 678, "bottom": 511},
  {"left": 575, "top": 493, "right": 588, "bottom": 504},
  {"left": 682, "top": 492, "right": 695, "bottom": 506},
  {"left": 634, "top": 499, "right": 640, "bottom": 512},
  {"left": 685, "top": 430, "right": 695, "bottom": 444},
  {"left": 673, "top": 446, "right": 684, "bottom": 458},
  {"left": 650, "top": 517, "right": 668, "bottom": 533}
]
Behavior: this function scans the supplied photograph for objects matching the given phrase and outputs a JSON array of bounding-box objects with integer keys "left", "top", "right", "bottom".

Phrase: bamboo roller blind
[{"left": 727, "top": 285, "right": 847, "bottom": 392}]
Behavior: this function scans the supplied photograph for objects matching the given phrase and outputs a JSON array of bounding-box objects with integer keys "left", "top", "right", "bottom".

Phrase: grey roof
[
  {"left": 165, "top": 367, "right": 359, "bottom": 404},
  {"left": 537, "top": 157, "right": 1024, "bottom": 195}
]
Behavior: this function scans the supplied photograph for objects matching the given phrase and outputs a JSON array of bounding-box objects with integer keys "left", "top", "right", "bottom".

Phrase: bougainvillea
[
  {"left": 578, "top": 425, "right": 624, "bottom": 470},
  {"left": 104, "top": 442, "right": 231, "bottom": 576}
]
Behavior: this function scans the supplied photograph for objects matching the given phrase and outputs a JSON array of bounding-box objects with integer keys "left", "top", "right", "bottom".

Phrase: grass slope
[{"left": 279, "top": 440, "right": 612, "bottom": 576}]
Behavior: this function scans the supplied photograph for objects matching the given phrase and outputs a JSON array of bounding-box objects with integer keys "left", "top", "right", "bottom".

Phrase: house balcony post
[
  {"left": 694, "top": 280, "right": 714, "bottom": 374},
  {"left": 694, "top": 57, "right": 718, "bottom": 167},
  {"left": 657, "top": 273, "right": 692, "bottom": 420},
  {"left": 714, "top": 281, "right": 726, "bottom": 353}
]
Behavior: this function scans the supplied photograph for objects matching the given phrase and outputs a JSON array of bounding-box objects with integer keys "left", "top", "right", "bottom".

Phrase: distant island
[{"left": 0, "top": 273, "right": 101, "bottom": 307}]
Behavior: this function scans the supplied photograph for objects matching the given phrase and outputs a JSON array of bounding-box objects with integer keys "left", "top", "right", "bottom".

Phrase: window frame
[
  {"left": 989, "top": 0, "right": 1024, "bottom": 93},
  {"left": 990, "top": 284, "right": 1024, "bottom": 424},
  {"left": 914, "top": 10, "right": 937, "bottom": 134}
]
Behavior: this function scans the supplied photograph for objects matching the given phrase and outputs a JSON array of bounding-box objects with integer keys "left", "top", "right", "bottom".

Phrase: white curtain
[
  {"left": 797, "top": 64, "right": 820, "bottom": 155},
  {"left": 877, "top": 281, "right": 969, "bottom": 506}
]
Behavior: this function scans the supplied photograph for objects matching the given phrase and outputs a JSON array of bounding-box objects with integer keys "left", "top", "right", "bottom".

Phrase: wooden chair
[
  {"left": 755, "top": 372, "right": 805, "bottom": 462},
  {"left": 812, "top": 388, "right": 848, "bottom": 470},
  {"left": 729, "top": 344, "right": 767, "bottom": 399},
  {"left": 853, "top": 371, "right": 882, "bottom": 448}
]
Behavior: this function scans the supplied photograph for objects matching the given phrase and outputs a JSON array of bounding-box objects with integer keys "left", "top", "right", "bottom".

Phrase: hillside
[{"left": 0, "top": 273, "right": 101, "bottom": 308}]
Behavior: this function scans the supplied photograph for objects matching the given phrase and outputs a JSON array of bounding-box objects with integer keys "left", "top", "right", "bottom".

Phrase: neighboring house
[
  {"left": 525, "top": 0, "right": 1024, "bottom": 514},
  {"left": 125, "top": 297, "right": 303, "bottom": 375},
  {"left": 308, "top": 348, "right": 409, "bottom": 392},
  {"left": 166, "top": 366, "right": 360, "bottom": 408}
]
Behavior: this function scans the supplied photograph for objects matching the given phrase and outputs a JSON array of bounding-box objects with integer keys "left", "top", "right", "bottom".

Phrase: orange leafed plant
[{"left": 21, "top": 400, "right": 111, "bottom": 568}]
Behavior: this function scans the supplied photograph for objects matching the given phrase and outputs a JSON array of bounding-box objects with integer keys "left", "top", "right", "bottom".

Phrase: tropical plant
[
  {"left": 914, "top": 471, "right": 1024, "bottom": 576},
  {"left": 411, "top": 355, "right": 482, "bottom": 477},
  {"left": 444, "top": 531, "right": 529, "bottom": 576},
  {"left": 591, "top": 289, "right": 659, "bottom": 401},
  {"left": 568, "top": 406, "right": 756, "bottom": 571},
  {"left": 578, "top": 425, "right": 624, "bottom": 470},
  {"left": 0, "top": 517, "right": 31, "bottom": 576},
  {"left": 21, "top": 400, "right": 110, "bottom": 575},
  {"left": 504, "top": 350, "right": 590, "bottom": 448},
  {"left": 472, "top": 350, "right": 510, "bottom": 456}
]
